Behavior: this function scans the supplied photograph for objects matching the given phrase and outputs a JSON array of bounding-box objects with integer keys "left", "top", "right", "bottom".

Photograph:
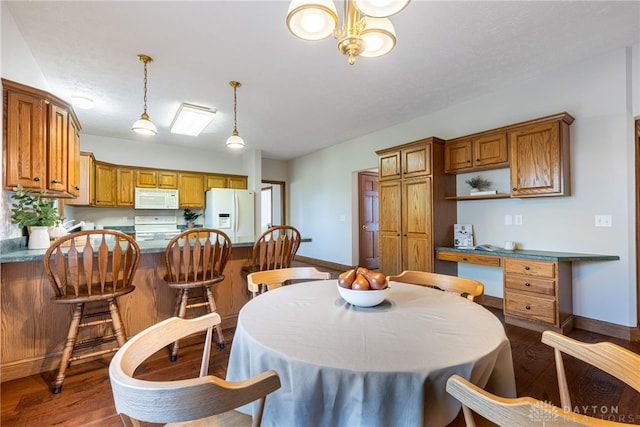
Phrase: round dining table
[{"left": 226, "top": 280, "right": 516, "bottom": 427}]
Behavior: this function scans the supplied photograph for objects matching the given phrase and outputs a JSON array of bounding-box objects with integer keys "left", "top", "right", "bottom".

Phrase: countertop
[
  {"left": 435, "top": 246, "right": 620, "bottom": 262},
  {"left": 0, "top": 238, "right": 257, "bottom": 264}
]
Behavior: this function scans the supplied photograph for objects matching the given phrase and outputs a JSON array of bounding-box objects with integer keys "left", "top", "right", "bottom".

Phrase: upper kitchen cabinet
[
  {"left": 205, "top": 173, "right": 248, "bottom": 190},
  {"left": 445, "top": 132, "right": 508, "bottom": 173},
  {"left": 510, "top": 113, "right": 574, "bottom": 197},
  {"left": 378, "top": 143, "right": 431, "bottom": 181},
  {"left": 228, "top": 175, "right": 248, "bottom": 189},
  {"left": 94, "top": 161, "right": 117, "bottom": 206},
  {"left": 178, "top": 173, "right": 205, "bottom": 208},
  {"left": 116, "top": 167, "right": 135, "bottom": 206},
  {"left": 66, "top": 152, "right": 95, "bottom": 206},
  {"left": 2, "top": 79, "right": 80, "bottom": 197},
  {"left": 135, "top": 169, "right": 178, "bottom": 189}
]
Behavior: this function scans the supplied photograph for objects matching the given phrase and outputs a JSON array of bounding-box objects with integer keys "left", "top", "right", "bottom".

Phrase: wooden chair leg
[
  {"left": 205, "top": 286, "right": 225, "bottom": 349},
  {"left": 170, "top": 289, "right": 189, "bottom": 361},
  {"left": 52, "top": 302, "right": 84, "bottom": 394},
  {"left": 108, "top": 298, "right": 127, "bottom": 347}
]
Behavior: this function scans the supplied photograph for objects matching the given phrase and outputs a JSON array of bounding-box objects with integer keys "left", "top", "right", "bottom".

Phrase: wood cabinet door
[
  {"left": 205, "top": 174, "right": 227, "bottom": 189},
  {"left": 474, "top": 133, "right": 508, "bottom": 168},
  {"left": 94, "top": 162, "right": 116, "bottom": 206},
  {"left": 66, "top": 152, "right": 94, "bottom": 206},
  {"left": 135, "top": 170, "right": 157, "bottom": 188},
  {"left": 178, "top": 173, "right": 205, "bottom": 208},
  {"left": 66, "top": 119, "right": 81, "bottom": 197},
  {"left": 402, "top": 177, "right": 433, "bottom": 272},
  {"left": 444, "top": 140, "right": 472, "bottom": 172},
  {"left": 228, "top": 176, "right": 248, "bottom": 189},
  {"left": 158, "top": 171, "right": 178, "bottom": 189},
  {"left": 4, "top": 89, "right": 46, "bottom": 190},
  {"left": 378, "top": 180, "right": 402, "bottom": 275},
  {"left": 510, "top": 121, "right": 565, "bottom": 196},
  {"left": 402, "top": 144, "right": 431, "bottom": 178},
  {"left": 378, "top": 151, "right": 401, "bottom": 181},
  {"left": 116, "top": 168, "right": 135, "bottom": 206},
  {"left": 47, "top": 103, "right": 69, "bottom": 193}
]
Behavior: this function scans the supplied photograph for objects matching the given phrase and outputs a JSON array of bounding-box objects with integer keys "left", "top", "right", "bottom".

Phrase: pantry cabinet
[
  {"left": 2, "top": 79, "right": 80, "bottom": 197},
  {"left": 376, "top": 138, "right": 456, "bottom": 276}
]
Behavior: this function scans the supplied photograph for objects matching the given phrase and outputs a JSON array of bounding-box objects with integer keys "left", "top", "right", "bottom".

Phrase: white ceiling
[{"left": 5, "top": 1, "right": 639, "bottom": 160}]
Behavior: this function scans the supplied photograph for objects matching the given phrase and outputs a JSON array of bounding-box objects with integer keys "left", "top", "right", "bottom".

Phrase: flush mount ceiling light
[
  {"left": 286, "top": 0, "right": 410, "bottom": 65},
  {"left": 226, "top": 81, "right": 245, "bottom": 150},
  {"left": 170, "top": 103, "right": 217, "bottom": 136},
  {"left": 70, "top": 96, "right": 94, "bottom": 110},
  {"left": 131, "top": 54, "right": 157, "bottom": 136}
]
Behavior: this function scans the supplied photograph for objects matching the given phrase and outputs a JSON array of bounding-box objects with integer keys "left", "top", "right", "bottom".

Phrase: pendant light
[
  {"left": 132, "top": 54, "right": 157, "bottom": 136},
  {"left": 226, "top": 81, "right": 245, "bottom": 149}
]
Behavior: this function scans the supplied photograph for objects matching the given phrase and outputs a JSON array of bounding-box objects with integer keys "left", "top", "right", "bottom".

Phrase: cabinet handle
[
  {"left": 33, "top": 177, "right": 40, "bottom": 182},
  {"left": 524, "top": 282, "right": 531, "bottom": 287},
  {"left": 466, "top": 160, "right": 471, "bottom": 163},
  {"left": 525, "top": 305, "right": 531, "bottom": 310},
  {"left": 512, "top": 187, "right": 518, "bottom": 191},
  {"left": 524, "top": 266, "right": 530, "bottom": 271},
  {"left": 74, "top": 186, "right": 80, "bottom": 191},
  {"left": 403, "top": 233, "right": 407, "bottom": 237},
  {"left": 475, "top": 158, "right": 480, "bottom": 162},
  {"left": 462, "top": 257, "right": 468, "bottom": 261},
  {"left": 52, "top": 179, "right": 60, "bottom": 184}
]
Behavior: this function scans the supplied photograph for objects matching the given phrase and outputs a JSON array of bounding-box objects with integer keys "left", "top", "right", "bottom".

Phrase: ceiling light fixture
[
  {"left": 226, "top": 81, "right": 245, "bottom": 150},
  {"left": 170, "top": 103, "right": 217, "bottom": 136},
  {"left": 132, "top": 54, "right": 157, "bottom": 136},
  {"left": 286, "top": 0, "right": 410, "bottom": 65}
]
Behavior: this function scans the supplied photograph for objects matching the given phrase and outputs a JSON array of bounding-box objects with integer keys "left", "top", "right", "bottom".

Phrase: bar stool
[
  {"left": 163, "top": 228, "right": 232, "bottom": 361},
  {"left": 43, "top": 230, "right": 140, "bottom": 394}
]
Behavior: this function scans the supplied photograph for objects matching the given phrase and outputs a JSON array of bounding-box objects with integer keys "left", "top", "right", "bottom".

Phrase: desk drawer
[
  {"left": 503, "top": 258, "right": 555, "bottom": 278},
  {"left": 504, "top": 290, "right": 556, "bottom": 324},
  {"left": 504, "top": 275, "right": 555, "bottom": 295},
  {"left": 436, "top": 251, "right": 501, "bottom": 267}
]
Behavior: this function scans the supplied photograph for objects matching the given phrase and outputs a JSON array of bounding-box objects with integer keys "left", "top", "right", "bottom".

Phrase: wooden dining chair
[
  {"left": 43, "top": 229, "right": 140, "bottom": 394},
  {"left": 163, "top": 228, "right": 232, "bottom": 360},
  {"left": 109, "top": 313, "right": 281, "bottom": 427},
  {"left": 541, "top": 330, "right": 640, "bottom": 411},
  {"left": 242, "top": 226, "right": 301, "bottom": 296},
  {"left": 446, "top": 374, "right": 625, "bottom": 427},
  {"left": 387, "top": 270, "right": 484, "bottom": 301},
  {"left": 247, "top": 267, "right": 331, "bottom": 297}
]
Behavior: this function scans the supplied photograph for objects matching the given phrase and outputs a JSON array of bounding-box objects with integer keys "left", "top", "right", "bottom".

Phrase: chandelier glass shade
[
  {"left": 226, "top": 81, "right": 245, "bottom": 150},
  {"left": 286, "top": 0, "right": 409, "bottom": 65},
  {"left": 132, "top": 54, "right": 157, "bottom": 136}
]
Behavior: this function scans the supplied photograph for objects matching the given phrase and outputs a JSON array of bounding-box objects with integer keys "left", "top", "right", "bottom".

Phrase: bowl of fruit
[{"left": 337, "top": 267, "right": 390, "bottom": 307}]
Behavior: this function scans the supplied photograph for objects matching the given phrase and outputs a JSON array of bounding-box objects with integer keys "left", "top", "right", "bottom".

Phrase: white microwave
[{"left": 134, "top": 188, "right": 179, "bottom": 209}]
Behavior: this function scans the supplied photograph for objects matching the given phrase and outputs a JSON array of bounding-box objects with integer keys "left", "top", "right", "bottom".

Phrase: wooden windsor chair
[
  {"left": 43, "top": 229, "right": 140, "bottom": 394},
  {"left": 387, "top": 270, "right": 484, "bottom": 301},
  {"left": 247, "top": 267, "right": 331, "bottom": 297}
]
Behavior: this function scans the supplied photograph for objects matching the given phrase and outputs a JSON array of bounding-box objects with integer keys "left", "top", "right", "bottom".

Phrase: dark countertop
[{"left": 436, "top": 246, "right": 620, "bottom": 262}]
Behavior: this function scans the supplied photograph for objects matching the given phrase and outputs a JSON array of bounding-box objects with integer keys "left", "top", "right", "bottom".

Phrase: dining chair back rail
[{"left": 387, "top": 270, "right": 484, "bottom": 301}]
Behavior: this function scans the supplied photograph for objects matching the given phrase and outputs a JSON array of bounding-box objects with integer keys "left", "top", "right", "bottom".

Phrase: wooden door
[
  {"left": 94, "top": 162, "right": 116, "bottom": 206},
  {"left": 402, "top": 144, "right": 431, "bottom": 178},
  {"left": 474, "top": 133, "right": 508, "bottom": 168},
  {"left": 158, "top": 171, "right": 178, "bottom": 189},
  {"left": 116, "top": 168, "right": 135, "bottom": 206},
  {"left": 378, "top": 180, "right": 402, "bottom": 275},
  {"left": 47, "top": 103, "right": 68, "bottom": 193},
  {"left": 66, "top": 119, "right": 81, "bottom": 197},
  {"left": 402, "top": 177, "right": 433, "bottom": 272},
  {"left": 378, "top": 151, "right": 401, "bottom": 181},
  {"left": 444, "top": 139, "right": 472, "bottom": 172},
  {"left": 135, "top": 170, "right": 157, "bottom": 188},
  {"left": 358, "top": 172, "right": 379, "bottom": 270}
]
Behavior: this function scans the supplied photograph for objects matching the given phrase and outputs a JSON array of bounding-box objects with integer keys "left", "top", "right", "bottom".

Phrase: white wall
[{"left": 289, "top": 46, "right": 639, "bottom": 327}]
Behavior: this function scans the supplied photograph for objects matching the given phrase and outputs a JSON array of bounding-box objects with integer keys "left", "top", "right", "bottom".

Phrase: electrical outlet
[
  {"left": 514, "top": 215, "right": 523, "bottom": 225},
  {"left": 594, "top": 215, "right": 612, "bottom": 227},
  {"left": 504, "top": 215, "right": 513, "bottom": 225}
]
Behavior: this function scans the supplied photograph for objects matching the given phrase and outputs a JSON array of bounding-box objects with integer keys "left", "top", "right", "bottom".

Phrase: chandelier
[
  {"left": 286, "top": 0, "right": 410, "bottom": 65},
  {"left": 131, "top": 54, "right": 157, "bottom": 135}
]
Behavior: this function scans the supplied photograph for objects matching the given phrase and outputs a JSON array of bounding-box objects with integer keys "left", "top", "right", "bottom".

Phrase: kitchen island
[{"left": 1, "top": 238, "right": 261, "bottom": 382}]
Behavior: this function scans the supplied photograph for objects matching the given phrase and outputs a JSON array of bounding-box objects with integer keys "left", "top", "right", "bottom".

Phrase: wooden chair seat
[
  {"left": 164, "top": 228, "right": 232, "bottom": 360},
  {"left": 247, "top": 267, "right": 331, "bottom": 297},
  {"left": 109, "top": 313, "right": 281, "bottom": 427},
  {"left": 43, "top": 230, "right": 140, "bottom": 394},
  {"left": 387, "top": 270, "right": 484, "bottom": 301}
]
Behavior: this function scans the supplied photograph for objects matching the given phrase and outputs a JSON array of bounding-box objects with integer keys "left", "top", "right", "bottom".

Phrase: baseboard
[{"left": 294, "top": 255, "right": 351, "bottom": 274}]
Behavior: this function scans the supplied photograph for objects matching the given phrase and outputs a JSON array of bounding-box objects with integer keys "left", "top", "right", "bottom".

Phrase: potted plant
[
  {"left": 10, "top": 185, "right": 62, "bottom": 249},
  {"left": 464, "top": 176, "right": 492, "bottom": 194},
  {"left": 183, "top": 209, "right": 202, "bottom": 229}
]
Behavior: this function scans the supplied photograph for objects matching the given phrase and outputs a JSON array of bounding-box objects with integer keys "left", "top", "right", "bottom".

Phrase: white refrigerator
[{"left": 204, "top": 189, "right": 255, "bottom": 242}]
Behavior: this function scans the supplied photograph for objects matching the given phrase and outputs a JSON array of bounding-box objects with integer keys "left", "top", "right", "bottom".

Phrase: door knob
[{"left": 361, "top": 225, "right": 368, "bottom": 230}]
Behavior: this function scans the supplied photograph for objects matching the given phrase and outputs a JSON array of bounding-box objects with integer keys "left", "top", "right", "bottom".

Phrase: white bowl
[{"left": 337, "top": 283, "right": 390, "bottom": 307}]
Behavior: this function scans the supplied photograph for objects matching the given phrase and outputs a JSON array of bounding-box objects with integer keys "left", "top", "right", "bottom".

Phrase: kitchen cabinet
[
  {"left": 228, "top": 175, "right": 248, "bottom": 189},
  {"left": 66, "top": 152, "right": 95, "bottom": 206},
  {"left": 135, "top": 169, "right": 178, "bottom": 189},
  {"left": 205, "top": 173, "right": 248, "bottom": 190},
  {"left": 444, "top": 132, "right": 508, "bottom": 173},
  {"left": 178, "top": 173, "right": 205, "bottom": 208},
  {"left": 94, "top": 161, "right": 116, "bottom": 206},
  {"left": 510, "top": 113, "right": 573, "bottom": 197},
  {"left": 116, "top": 167, "right": 135, "bottom": 206},
  {"left": 376, "top": 138, "right": 456, "bottom": 276},
  {"left": 2, "top": 79, "right": 80, "bottom": 197}
]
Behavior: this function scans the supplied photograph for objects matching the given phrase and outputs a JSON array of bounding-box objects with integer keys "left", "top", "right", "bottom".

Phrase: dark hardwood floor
[{"left": 2, "top": 270, "right": 639, "bottom": 426}]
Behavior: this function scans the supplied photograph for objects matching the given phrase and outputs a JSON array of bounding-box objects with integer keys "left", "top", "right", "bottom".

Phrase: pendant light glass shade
[
  {"left": 132, "top": 113, "right": 158, "bottom": 136},
  {"left": 360, "top": 17, "right": 396, "bottom": 58},
  {"left": 354, "top": 0, "right": 410, "bottom": 18},
  {"left": 226, "top": 132, "right": 245, "bottom": 150},
  {"left": 287, "top": 0, "right": 339, "bottom": 41}
]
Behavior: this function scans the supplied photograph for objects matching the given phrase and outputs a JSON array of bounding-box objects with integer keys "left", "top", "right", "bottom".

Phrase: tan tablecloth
[{"left": 227, "top": 280, "right": 515, "bottom": 427}]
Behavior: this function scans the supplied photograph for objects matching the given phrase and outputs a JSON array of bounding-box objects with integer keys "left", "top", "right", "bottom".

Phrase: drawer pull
[
  {"left": 33, "top": 177, "right": 41, "bottom": 182},
  {"left": 524, "top": 282, "right": 531, "bottom": 287},
  {"left": 524, "top": 266, "right": 530, "bottom": 271},
  {"left": 525, "top": 305, "right": 531, "bottom": 310},
  {"left": 52, "top": 179, "right": 60, "bottom": 184},
  {"left": 462, "top": 257, "right": 468, "bottom": 261}
]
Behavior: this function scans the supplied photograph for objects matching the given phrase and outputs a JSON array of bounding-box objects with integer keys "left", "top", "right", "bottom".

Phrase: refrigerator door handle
[{"left": 233, "top": 192, "right": 238, "bottom": 234}]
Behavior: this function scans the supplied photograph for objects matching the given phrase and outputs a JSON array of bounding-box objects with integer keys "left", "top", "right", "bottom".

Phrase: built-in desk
[{"left": 435, "top": 246, "right": 619, "bottom": 333}]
